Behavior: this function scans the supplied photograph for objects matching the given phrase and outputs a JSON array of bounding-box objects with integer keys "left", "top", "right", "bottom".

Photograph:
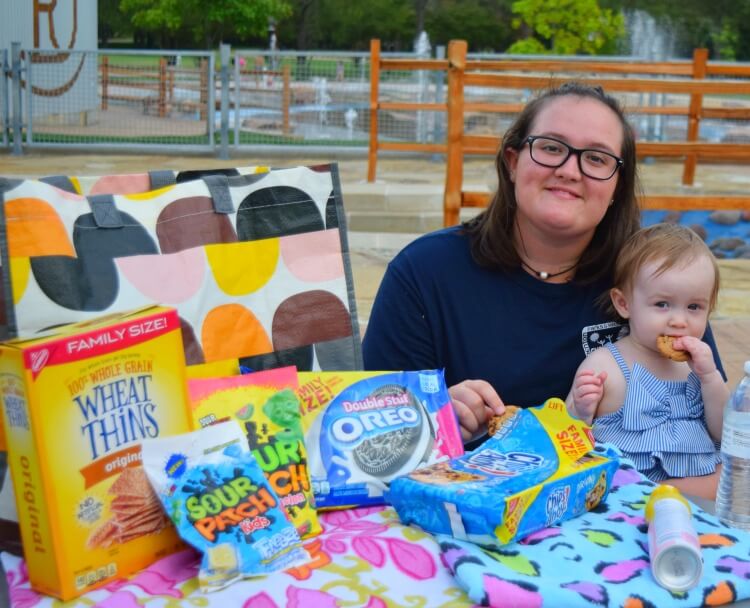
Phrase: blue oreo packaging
[
  {"left": 141, "top": 421, "right": 308, "bottom": 592},
  {"left": 296, "top": 371, "right": 464, "bottom": 510},
  {"left": 386, "top": 398, "right": 620, "bottom": 548}
]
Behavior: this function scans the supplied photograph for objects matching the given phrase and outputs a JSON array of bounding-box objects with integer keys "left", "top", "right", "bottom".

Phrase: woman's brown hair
[{"left": 463, "top": 81, "right": 642, "bottom": 285}]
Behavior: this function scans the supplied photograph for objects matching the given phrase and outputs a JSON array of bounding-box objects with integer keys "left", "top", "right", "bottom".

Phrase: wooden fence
[
  {"left": 236, "top": 65, "right": 292, "bottom": 135},
  {"left": 367, "top": 39, "right": 750, "bottom": 226},
  {"left": 100, "top": 60, "right": 293, "bottom": 133},
  {"left": 100, "top": 58, "right": 211, "bottom": 119}
]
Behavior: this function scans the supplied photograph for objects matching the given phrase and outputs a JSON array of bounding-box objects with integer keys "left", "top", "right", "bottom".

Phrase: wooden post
[
  {"left": 168, "top": 63, "right": 175, "bottom": 103},
  {"left": 199, "top": 58, "right": 208, "bottom": 121},
  {"left": 683, "top": 48, "right": 708, "bottom": 185},
  {"left": 282, "top": 64, "right": 291, "bottom": 135},
  {"left": 443, "top": 40, "right": 467, "bottom": 227},
  {"left": 101, "top": 56, "right": 108, "bottom": 111},
  {"left": 367, "top": 39, "right": 381, "bottom": 183},
  {"left": 158, "top": 57, "right": 167, "bottom": 117}
]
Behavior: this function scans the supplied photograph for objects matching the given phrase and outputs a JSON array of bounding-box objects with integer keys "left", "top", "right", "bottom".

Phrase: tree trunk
[
  {"left": 415, "top": 0, "right": 429, "bottom": 33},
  {"left": 296, "top": 0, "right": 317, "bottom": 50}
]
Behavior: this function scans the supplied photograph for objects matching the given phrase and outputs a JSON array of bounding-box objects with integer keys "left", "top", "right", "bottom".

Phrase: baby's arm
[
  {"left": 567, "top": 369, "right": 607, "bottom": 425},
  {"left": 674, "top": 336, "right": 729, "bottom": 442}
]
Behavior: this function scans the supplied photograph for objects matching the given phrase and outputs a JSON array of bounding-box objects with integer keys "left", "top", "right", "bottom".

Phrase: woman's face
[{"left": 505, "top": 95, "right": 623, "bottom": 242}]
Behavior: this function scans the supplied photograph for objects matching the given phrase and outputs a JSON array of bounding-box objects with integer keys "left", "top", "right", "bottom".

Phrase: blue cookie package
[{"left": 386, "top": 399, "right": 620, "bottom": 548}]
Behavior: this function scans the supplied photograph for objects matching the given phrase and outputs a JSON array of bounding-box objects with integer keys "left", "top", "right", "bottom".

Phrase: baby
[{"left": 566, "top": 223, "right": 728, "bottom": 499}]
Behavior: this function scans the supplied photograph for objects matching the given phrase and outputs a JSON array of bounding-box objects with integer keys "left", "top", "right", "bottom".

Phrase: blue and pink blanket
[
  {"left": 441, "top": 456, "right": 750, "bottom": 607},
  {"left": 3, "top": 453, "right": 750, "bottom": 607}
]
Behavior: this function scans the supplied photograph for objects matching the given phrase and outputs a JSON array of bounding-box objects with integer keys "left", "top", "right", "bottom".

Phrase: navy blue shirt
[{"left": 363, "top": 226, "right": 724, "bottom": 408}]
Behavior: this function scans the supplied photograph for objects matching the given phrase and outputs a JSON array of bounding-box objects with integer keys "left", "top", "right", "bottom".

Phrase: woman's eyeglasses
[{"left": 525, "top": 135, "right": 623, "bottom": 180}]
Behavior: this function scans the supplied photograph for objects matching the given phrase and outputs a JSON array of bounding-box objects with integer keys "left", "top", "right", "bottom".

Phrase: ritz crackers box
[{"left": 0, "top": 306, "right": 192, "bottom": 600}]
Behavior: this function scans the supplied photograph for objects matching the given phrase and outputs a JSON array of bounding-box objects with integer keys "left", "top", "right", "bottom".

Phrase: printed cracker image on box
[{"left": 0, "top": 306, "right": 192, "bottom": 600}]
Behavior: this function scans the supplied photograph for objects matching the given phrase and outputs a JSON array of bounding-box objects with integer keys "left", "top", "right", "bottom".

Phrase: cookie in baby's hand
[
  {"left": 656, "top": 335, "right": 690, "bottom": 362},
  {"left": 487, "top": 405, "right": 521, "bottom": 436}
]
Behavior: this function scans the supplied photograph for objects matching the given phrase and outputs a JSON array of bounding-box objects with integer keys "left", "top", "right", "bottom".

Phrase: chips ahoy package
[
  {"left": 386, "top": 398, "right": 620, "bottom": 548},
  {"left": 297, "top": 370, "right": 464, "bottom": 510},
  {"left": 141, "top": 421, "right": 308, "bottom": 592}
]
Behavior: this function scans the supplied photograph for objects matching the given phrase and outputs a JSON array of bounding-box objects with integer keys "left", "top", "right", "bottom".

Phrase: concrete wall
[{"left": 1, "top": 0, "right": 98, "bottom": 118}]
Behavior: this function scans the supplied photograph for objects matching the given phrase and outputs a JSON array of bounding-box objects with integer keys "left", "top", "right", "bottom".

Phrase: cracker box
[
  {"left": 0, "top": 306, "right": 192, "bottom": 600},
  {"left": 386, "top": 398, "right": 620, "bottom": 548}
]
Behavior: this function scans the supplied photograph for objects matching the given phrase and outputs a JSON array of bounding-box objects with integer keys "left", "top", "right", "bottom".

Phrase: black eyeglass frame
[{"left": 524, "top": 135, "right": 624, "bottom": 181}]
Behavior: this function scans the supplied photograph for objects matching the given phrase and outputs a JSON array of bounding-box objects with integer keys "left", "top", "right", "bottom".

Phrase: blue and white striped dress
[{"left": 593, "top": 342, "right": 720, "bottom": 481}]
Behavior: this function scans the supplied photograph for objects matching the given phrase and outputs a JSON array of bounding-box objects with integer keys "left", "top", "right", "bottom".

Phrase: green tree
[
  {"left": 425, "top": 0, "right": 515, "bottom": 52},
  {"left": 278, "top": 0, "right": 414, "bottom": 51},
  {"left": 318, "top": 0, "right": 415, "bottom": 50},
  {"left": 98, "top": 0, "right": 132, "bottom": 46},
  {"left": 611, "top": 0, "right": 750, "bottom": 60},
  {"left": 119, "top": 0, "right": 292, "bottom": 48},
  {"left": 508, "top": 0, "right": 624, "bottom": 55}
]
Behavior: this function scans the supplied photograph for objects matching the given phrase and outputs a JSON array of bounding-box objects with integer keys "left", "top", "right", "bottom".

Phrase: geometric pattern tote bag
[{"left": 0, "top": 163, "right": 362, "bottom": 372}]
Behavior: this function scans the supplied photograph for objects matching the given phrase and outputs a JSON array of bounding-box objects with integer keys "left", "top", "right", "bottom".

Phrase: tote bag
[{"left": 0, "top": 163, "right": 362, "bottom": 371}]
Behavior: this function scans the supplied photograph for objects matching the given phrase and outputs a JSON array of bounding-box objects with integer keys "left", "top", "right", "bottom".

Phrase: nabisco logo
[{"left": 30, "top": 349, "right": 49, "bottom": 374}]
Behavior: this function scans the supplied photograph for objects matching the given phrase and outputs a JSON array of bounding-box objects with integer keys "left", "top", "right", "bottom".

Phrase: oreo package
[
  {"left": 386, "top": 398, "right": 620, "bottom": 548},
  {"left": 296, "top": 370, "right": 464, "bottom": 509}
]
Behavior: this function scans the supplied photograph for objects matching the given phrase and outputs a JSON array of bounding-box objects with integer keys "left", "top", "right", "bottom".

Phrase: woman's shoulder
[{"left": 394, "top": 226, "right": 471, "bottom": 265}]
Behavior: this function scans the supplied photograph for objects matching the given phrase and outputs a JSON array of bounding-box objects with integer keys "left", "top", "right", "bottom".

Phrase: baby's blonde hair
[{"left": 604, "top": 223, "right": 720, "bottom": 319}]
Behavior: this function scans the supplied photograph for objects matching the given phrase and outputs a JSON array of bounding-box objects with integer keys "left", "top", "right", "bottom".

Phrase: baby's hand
[
  {"left": 569, "top": 369, "right": 607, "bottom": 424},
  {"left": 672, "top": 336, "right": 716, "bottom": 378}
]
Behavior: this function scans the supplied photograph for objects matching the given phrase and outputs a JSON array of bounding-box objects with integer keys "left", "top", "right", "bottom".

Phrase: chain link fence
[
  {"left": 2, "top": 47, "right": 215, "bottom": 153},
  {"left": 2, "top": 44, "right": 750, "bottom": 156}
]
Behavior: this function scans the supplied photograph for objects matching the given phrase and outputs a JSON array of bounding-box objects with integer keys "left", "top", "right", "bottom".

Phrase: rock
[
  {"left": 663, "top": 211, "right": 682, "bottom": 224},
  {"left": 711, "top": 237, "right": 747, "bottom": 251},
  {"left": 710, "top": 210, "right": 743, "bottom": 225},
  {"left": 689, "top": 224, "right": 708, "bottom": 240},
  {"left": 736, "top": 248, "right": 750, "bottom": 259}
]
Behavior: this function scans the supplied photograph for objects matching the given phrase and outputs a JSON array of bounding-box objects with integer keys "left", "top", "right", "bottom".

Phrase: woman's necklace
[
  {"left": 520, "top": 260, "right": 579, "bottom": 280},
  {"left": 516, "top": 228, "right": 580, "bottom": 281}
]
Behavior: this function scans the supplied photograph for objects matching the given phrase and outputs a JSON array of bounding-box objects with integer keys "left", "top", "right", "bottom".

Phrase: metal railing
[{"left": 3, "top": 42, "right": 750, "bottom": 163}]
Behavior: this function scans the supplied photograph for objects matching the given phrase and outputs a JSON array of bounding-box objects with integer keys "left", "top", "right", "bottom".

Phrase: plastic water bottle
[
  {"left": 645, "top": 484, "right": 702, "bottom": 591},
  {"left": 715, "top": 361, "right": 750, "bottom": 529}
]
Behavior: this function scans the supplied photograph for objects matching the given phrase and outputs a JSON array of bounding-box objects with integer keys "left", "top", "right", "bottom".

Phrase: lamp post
[{"left": 267, "top": 17, "right": 277, "bottom": 72}]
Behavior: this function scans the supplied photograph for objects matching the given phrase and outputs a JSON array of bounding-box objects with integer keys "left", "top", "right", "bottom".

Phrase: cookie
[
  {"left": 656, "top": 335, "right": 690, "bottom": 362},
  {"left": 408, "top": 462, "right": 485, "bottom": 485},
  {"left": 351, "top": 385, "right": 423, "bottom": 477},
  {"left": 487, "top": 405, "right": 521, "bottom": 436}
]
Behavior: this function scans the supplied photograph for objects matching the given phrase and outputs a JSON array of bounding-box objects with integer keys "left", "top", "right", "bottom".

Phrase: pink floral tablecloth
[{"left": 2, "top": 506, "right": 476, "bottom": 607}]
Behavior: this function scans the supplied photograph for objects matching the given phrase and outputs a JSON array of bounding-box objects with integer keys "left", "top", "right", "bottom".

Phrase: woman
[{"left": 362, "top": 82, "right": 724, "bottom": 446}]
